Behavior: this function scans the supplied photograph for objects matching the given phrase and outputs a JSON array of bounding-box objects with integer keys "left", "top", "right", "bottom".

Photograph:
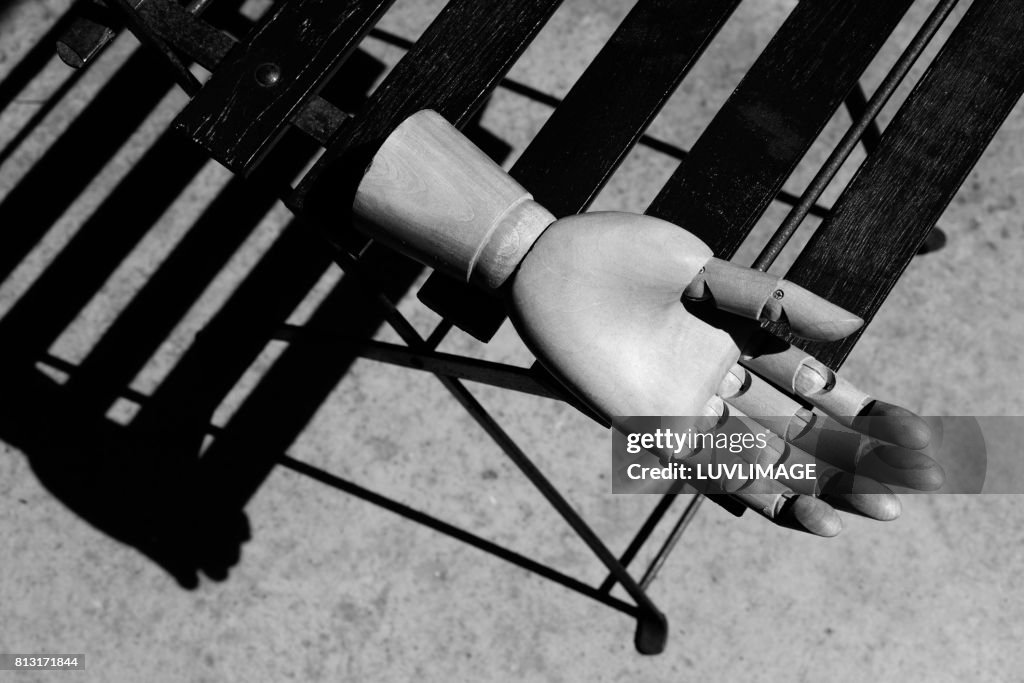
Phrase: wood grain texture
[
  {"left": 781, "top": 0, "right": 1024, "bottom": 369},
  {"left": 290, "top": 0, "right": 563, "bottom": 217},
  {"left": 138, "top": 0, "right": 235, "bottom": 71},
  {"left": 646, "top": 0, "right": 914, "bottom": 258},
  {"left": 353, "top": 111, "right": 555, "bottom": 290},
  {"left": 420, "top": 0, "right": 740, "bottom": 340},
  {"left": 174, "top": 0, "right": 395, "bottom": 172},
  {"left": 63, "top": 130, "right": 320, "bottom": 411}
]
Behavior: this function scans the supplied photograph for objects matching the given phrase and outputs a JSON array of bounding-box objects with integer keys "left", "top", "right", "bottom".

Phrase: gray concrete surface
[{"left": 1, "top": 0, "right": 1022, "bottom": 681}]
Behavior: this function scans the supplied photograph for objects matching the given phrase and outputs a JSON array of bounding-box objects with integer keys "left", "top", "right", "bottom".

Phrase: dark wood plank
[
  {"left": 782, "top": 0, "right": 1024, "bottom": 369},
  {"left": 419, "top": 0, "right": 741, "bottom": 340},
  {"left": 290, "top": 0, "right": 563, "bottom": 217},
  {"left": 513, "top": 0, "right": 741, "bottom": 217},
  {"left": 174, "top": 0, "right": 395, "bottom": 173},
  {"left": 138, "top": 0, "right": 356, "bottom": 146},
  {"left": 645, "top": 0, "right": 914, "bottom": 258},
  {"left": 139, "top": 0, "right": 235, "bottom": 71},
  {"left": 108, "top": 0, "right": 201, "bottom": 94}
]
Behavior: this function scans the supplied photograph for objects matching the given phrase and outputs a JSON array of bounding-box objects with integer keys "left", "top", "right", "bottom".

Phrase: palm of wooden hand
[{"left": 511, "top": 212, "right": 731, "bottom": 418}]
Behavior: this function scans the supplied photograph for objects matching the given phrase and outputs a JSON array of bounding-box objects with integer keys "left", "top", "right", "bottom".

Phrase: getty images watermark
[
  {"left": 610, "top": 415, "right": 1009, "bottom": 495},
  {"left": 621, "top": 424, "right": 816, "bottom": 483}
]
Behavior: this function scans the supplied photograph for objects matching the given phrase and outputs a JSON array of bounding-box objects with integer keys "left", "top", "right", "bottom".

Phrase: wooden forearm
[{"left": 353, "top": 110, "right": 555, "bottom": 290}]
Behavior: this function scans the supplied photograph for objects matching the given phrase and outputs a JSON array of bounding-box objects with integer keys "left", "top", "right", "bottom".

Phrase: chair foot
[
  {"left": 634, "top": 607, "right": 669, "bottom": 654},
  {"left": 917, "top": 227, "right": 946, "bottom": 255}
]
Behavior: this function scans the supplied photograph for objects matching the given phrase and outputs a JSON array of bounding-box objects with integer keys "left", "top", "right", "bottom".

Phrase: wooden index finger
[{"left": 683, "top": 258, "right": 863, "bottom": 340}]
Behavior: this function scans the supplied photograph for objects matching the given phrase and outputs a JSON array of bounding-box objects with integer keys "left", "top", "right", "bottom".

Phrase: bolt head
[{"left": 255, "top": 63, "right": 282, "bottom": 87}]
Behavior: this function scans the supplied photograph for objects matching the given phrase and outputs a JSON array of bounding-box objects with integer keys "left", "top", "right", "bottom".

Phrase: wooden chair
[{"left": 28, "top": 0, "right": 1024, "bottom": 654}]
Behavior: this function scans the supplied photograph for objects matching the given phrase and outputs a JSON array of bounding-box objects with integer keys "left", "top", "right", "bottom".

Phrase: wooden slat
[
  {"left": 782, "top": 0, "right": 1024, "bottom": 369},
  {"left": 138, "top": 0, "right": 356, "bottom": 146},
  {"left": 174, "top": 0, "right": 395, "bottom": 172},
  {"left": 646, "top": 0, "right": 914, "bottom": 258},
  {"left": 289, "top": 0, "right": 564, "bottom": 216},
  {"left": 513, "top": 0, "right": 741, "bottom": 217},
  {"left": 419, "top": 0, "right": 741, "bottom": 340},
  {"left": 107, "top": 0, "right": 200, "bottom": 94},
  {"left": 138, "top": 0, "right": 235, "bottom": 70}
]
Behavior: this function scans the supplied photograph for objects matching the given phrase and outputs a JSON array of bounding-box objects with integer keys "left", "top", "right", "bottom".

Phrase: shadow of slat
[
  {"left": 0, "top": 111, "right": 209, "bottom": 361},
  {"left": 0, "top": 46, "right": 173, "bottom": 282},
  {"left": 63, "top": 128, "right": 319, "bottom": 412}
]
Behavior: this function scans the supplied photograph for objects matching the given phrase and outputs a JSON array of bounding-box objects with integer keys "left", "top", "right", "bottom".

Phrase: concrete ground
[{"left": 1, "top": 0, "right": 1022, "bottom": 681}]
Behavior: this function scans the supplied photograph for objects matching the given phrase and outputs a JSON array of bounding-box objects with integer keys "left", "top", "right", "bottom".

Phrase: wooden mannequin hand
[
  {"left": 353, "top": 110, "right": 941, "bottom": 536},
  {"left": 513, "top": 211, "right": 942, "bottom": 536}
]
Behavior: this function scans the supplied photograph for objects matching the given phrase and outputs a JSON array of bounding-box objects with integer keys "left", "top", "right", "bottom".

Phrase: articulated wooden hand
[{"left": 353, "top": 110, "right": 942, "bottom": 536}]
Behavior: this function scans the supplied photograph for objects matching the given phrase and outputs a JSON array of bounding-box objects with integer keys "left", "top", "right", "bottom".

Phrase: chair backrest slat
[
  {"left": 175, "top": 0, "right": 396, "bottom": 172},
  {"left": 783, "top": 0, "right": 1024, "bottom": 369},
  {"left": 514, "top": 0, "right": 742, "bottom": 218},
  {"left": 646, "top": 0, "right": 914, "bottom": 259}
]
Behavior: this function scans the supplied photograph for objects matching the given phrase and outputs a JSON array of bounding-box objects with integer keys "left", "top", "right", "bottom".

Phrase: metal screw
[
  {"left": 255, "top": 62, "right": 282, "bottom": 87},
  {"left": 772, "top": 289, "right": 785, "bottom": 300}
]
